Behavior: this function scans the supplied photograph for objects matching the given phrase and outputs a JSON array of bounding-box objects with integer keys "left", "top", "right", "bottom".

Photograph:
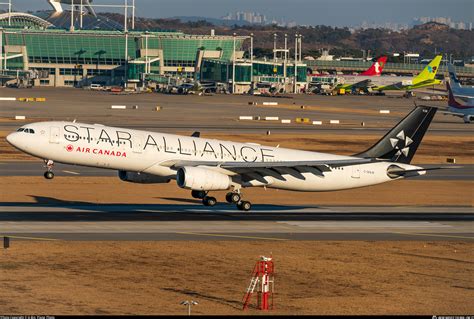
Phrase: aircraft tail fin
[
  {"left": 447, "top": 81, "right": 463, "bottom": 108},
  {"left": 355, "top": 106, "right": 437, "bottom": 164},
  {"left": 413, "top": 55, "right": 442, "bottom": 85},
  {"left": 360, "top": 56, "right": 387, "bottom": 76},
  {"left": 447, "top": 64, "right": 462, "bottom": 89}
]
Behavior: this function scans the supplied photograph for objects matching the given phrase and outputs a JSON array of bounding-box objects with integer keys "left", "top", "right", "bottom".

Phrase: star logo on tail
[{"left": 389, "top": 130, "right": 413, "bottom": 157}]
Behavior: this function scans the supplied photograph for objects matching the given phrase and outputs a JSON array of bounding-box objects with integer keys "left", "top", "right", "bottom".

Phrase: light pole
[
  {"left": 70, "top": 0, "right": 75, "bottom": 32},
  {"left": 0, "top": 28, "right": 3, "bottom": 71},
  {"left": 294, "top": 33, "right": 298, "bottom": 93},
  {"left": 181, "top": 300, "right": 198, "bottom": 316},
  {"left": 250, "top": 33, "right": 254, "bottom": 89},
  {"left": 124, "top": 0, "right": 128, "bottom": 32},
  {"left": 284, "top": 33, "right": 287, "bottom": 80},
  {"left": 124, "top": 31, "right": 128, "bottom": 85},
  {"left": 232, "top": 32, "right": 236, "bottom": 94},
  {"left": 145, "top": 31, "right": 149, "bottom": 74},
  {"left": 80, "top": 0, "right": 83, "bottom": 29},
  {"left": 299, "top": 35, "right": 302, "bottom": 63},
  {"left": 132, "top": 0, "right": 135, "bottom": 30},
  {"left": 273, "top": 33, "right": 277, "bottom": 62}
]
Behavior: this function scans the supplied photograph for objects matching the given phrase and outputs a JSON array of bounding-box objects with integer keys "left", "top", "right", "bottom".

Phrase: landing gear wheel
[
  {"left": 44, "top": 171, "right": 54, "bottom": 179},
  {"left": 225, "top": 192, "right": 241, "bottom": 204},
  {"left": 192, "top": 190, "right": 207, "bottom": 199},
  {"left": 202, "top": 196, "right": 217, "bottom": 207},
  {"left": 237, "top": 201, "right": 252, "bottom": 211}
]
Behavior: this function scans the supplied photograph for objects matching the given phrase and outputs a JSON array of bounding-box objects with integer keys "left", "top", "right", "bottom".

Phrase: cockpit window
[{"left": 16, "top": 128, "right": 35, "bottom": 134}]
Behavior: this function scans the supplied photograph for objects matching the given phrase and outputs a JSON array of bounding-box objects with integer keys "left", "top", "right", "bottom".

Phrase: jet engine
[
  {"left": 118, "top": 171, "right": 171, "bottom": 184},
  {"left": 176, "top": 167, "right": 231, "bottom": 191},
  {"left": 463, "top": 115, "right": 473, "bottom": 123}
]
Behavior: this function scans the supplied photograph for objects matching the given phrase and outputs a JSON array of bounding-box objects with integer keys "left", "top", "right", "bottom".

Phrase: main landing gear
[
  {"left": 225, "top": 191, "right": 251, "bottom": 211},
  {"left": 191, "top": 190, "right": 252, "bottom": 211},
  {"left": 43, "top": 159, "right": 54, "bottom": 179},
  {"left": 191, "top": 190, "right": 217, "bottom": 207}
]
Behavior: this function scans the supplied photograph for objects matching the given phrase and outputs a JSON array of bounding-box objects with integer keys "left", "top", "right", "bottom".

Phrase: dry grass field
[{"left": 0, "top": 241, "right": 472, "bottom": 315}]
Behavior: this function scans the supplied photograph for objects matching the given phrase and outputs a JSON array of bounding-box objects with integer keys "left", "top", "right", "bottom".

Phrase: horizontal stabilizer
[{"left": 387, "top": 166, "right": 461, "bottom": 177}]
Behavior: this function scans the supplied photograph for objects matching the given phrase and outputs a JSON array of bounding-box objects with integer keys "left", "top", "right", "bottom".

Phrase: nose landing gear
[{"left": 43, "top": 159, "right": 54, "bottom": 179}]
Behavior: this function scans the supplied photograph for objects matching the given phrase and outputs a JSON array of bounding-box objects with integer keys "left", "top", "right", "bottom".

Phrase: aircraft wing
[
  {"left": 161, "top": 158, "right": 375, "bottom": 181},
  {"left": 348, "top": 79, "right": 373, "bottom": 89}
]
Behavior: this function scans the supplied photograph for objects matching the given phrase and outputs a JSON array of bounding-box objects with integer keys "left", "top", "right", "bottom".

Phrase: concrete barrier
[
  {"left": 111, "top": 105, "right": 127, "bottom": 109},
  {"left": 0, "top": 97, "right": 16, "bottom": 101},
  {"left": 312, "top": 121, "right": 322, "bottom": 125},
  {"left": 132, "top": 105, "right": 139, "bottom": 109},
  {"left": 264, "top": 116, "right": 279, "bottom": 121},
  {"left": 14, "top": 116, "right": 26, "bottom": 120},
  {"left": 239, "top": 116, "right": 253, "bottom": 120},
  {"left": 281, "top": 119, "right": 291, "bottom": 124},
  {"left": 329, "top": 120, "right": 340, "bottom": 124},
  {"left": 262, "top": 102, "right": 278, "bottom": 106},
  {"left": 253, "top": 116, "right": 261, "bottom": 120},
  {"left": 379, "top": 110, "right": 390, "bottom": 114}
]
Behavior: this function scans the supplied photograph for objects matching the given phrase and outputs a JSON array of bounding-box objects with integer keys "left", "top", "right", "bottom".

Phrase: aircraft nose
[{"left": 6, "top": 132, "right": 19, "bottom": 147}]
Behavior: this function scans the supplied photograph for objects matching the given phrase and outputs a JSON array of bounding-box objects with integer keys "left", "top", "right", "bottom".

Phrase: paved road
[
  {"left": 0, "top": 204, "right": 472, "bottom": 241},
  {"left": 0, "top": 161, "right": 471, "bottom": 180}
]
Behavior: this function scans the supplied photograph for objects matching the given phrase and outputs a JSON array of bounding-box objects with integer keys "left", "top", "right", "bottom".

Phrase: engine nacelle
[
  {"left": 176, "top": 166, "right": 231, "bottom": 191},
  {"left": 463, "top": 115, "right": 473, "bottom": 123},
  {"left": 118, "top": 171, "right": 171, "bottom": 184}
]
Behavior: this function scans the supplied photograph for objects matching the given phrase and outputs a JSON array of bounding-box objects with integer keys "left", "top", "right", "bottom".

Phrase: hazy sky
[{"left": 12, "top": 0, "right": 474, "bottom": 26}]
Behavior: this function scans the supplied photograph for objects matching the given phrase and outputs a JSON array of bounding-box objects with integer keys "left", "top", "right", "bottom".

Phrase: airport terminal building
[
  {"left": 0, "top": 13, "right": 246, "bottom": 87},
  {"left": 0, "top": 10, "right": 311, "bottom": 93}
]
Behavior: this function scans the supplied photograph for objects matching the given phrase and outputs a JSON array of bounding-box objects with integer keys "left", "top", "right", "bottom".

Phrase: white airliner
[{"left": 6, "top": 106, "right": 444, "bottom": 211}]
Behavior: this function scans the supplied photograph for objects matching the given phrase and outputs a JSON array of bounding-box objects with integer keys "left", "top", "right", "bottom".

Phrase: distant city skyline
[{"left": 7, "top": 0, "right": 474, "bottom": 28}]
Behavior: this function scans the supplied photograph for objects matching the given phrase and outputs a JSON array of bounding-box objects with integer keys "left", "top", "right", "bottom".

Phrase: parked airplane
[
  {"left": 441, "top": 82, "right": 474, "bottom": 123},
  {"left": 447, "top": 63, "right": 474, "bottom": 104},
  {"left": 338, "top": 55, "right": 443, "bottom": 92},
  {"left": 308, "top": 56, "right": 387, "bottom": 94},
  {"left": 7, "top": 106, "right": 447, "bottom": 211}
]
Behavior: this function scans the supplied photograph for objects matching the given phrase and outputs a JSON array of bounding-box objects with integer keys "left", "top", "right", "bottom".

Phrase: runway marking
[
  {"left": 1, "top": 235, "right": 59, "bottom": 241},
  {"left": 176, "top": 232, "right": 288, "bottom": 241},
  {"left": 62, "top": 170, "right": 80, "bottom": 175},
  {"left": 393, "top": 232, "right": 474, "bottom": 240}
]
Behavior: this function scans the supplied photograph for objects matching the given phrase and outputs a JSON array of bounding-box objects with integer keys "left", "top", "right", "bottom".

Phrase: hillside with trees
[{"left": 103, "top": 13, "right": 474, "bottom": 60}]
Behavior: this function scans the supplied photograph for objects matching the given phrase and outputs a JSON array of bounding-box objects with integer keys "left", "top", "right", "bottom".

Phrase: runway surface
[
  {"left": 1, "top": 161, "right": 471, "bottom": 180},
  {"left": 1, "top": 204, "right": 472, "bottom": 241}
]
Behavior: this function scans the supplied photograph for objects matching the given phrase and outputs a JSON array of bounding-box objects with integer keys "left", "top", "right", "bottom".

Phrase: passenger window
[
  {"left": 30, "top": 129, "right": 35, "bottom": 134},
  {"left": 17, "top": 128, "right": 24, "bottom": 132}
]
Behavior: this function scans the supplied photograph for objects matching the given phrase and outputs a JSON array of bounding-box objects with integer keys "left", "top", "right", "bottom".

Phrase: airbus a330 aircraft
[
  {"left": 338, "top": 55, "right": 443, "bottom": 92},
  {"left": 7, "top": 106, "right": 445, "bottom": 211}
]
